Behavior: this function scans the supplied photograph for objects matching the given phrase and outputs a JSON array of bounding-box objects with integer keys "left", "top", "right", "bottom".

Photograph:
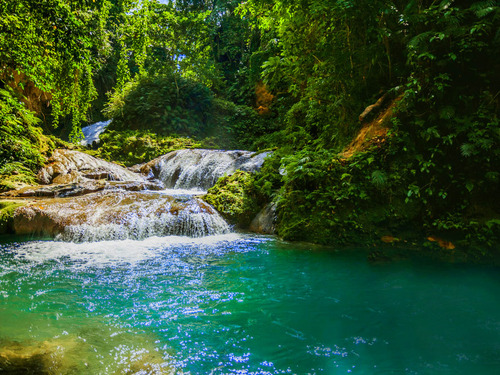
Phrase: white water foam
[
  {"left": 155, "top": 149, "right": 271, "bottom": 190},
  {"left": 11, "top": 233, "right": 244, "bottom": 267}
]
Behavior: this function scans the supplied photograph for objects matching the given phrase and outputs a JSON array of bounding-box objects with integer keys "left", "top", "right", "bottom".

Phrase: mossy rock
[
  {"left": 203, "top": 171, "right": 260, "bottom": 227},
  {"left": 0, "top": 200, "right": 26, "bottom": 234}
]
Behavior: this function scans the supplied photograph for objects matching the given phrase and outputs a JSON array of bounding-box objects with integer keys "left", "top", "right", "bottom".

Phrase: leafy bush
[
  {"left": 104, "top": 72, "right": 279, "bottom": 150},
  {"left": 0, "top": 88, "right": 56, "bottom": 190},
  {"left": 210, "top": 98, "right": 278, "bottom": 150},
  {"left": 104, "top": 73, "right": 214, "bottom": 138}
]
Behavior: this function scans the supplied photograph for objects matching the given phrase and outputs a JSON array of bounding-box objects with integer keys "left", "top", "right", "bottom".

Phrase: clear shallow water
[{"left": 0, "top": 234, "right": 499, "bottom": 374}]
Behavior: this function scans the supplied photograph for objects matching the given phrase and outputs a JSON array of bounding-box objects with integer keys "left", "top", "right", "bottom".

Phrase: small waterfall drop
[
  {"left": 144, "top": 149, "right": 270, "bottom": 191},
  {"left": 14, "top": 190, "right": 231, "bottom": 243},
  {"left": 80, "top": 120, "right": 111, "bottom": 146}
]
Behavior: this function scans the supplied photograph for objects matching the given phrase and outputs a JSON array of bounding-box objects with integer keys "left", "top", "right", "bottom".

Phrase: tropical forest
[{"left": 0, "top": 0, "right": 499, "bottom": 374}]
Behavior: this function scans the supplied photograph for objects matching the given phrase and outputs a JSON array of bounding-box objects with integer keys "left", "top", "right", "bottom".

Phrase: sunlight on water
[
  {"left": 1, "top": 236, "right": 499, "bottom": 374},
  {"left": 9, "top": 234, "right": 244, "bottom": 267}
]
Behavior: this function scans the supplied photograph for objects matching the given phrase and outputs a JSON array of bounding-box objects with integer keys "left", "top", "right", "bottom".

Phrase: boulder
[
  {"left": 249, "top": 203, "right": 277, "bottom": 235},
  {"left": 37, "top": 149, "right": 144, "bottom": 185}
]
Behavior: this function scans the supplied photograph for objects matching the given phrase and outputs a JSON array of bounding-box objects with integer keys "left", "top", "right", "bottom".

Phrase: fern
[
  {"left": 460, "top": 143, "right": 474, "bottom": 157},
  {"left": 471, "top": 1, "right": 498, "bottom": 18},
  {"left": 371, "top": 170, "right": 387, "bottom": 188}
]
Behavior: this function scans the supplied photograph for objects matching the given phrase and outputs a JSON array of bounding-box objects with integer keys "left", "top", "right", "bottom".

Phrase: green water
[{"left": 0, "top": 234, "right": 499, "bottom": 374}]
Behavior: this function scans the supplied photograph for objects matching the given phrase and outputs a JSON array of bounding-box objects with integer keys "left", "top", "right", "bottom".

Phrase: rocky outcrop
[
  {"left": 0, "top": 200, "right": 27, "bottom": 234},
  {"left": 1, "top": 180, "right": 164, "bottom": 199},
  {"left": 0, "top": 149, "right": 162, "bottom": 200},
  {"left": 1, "top": 148, "right": 274, "bottom": 241},
  {"left": 249, "top": 203, "right": 277, "bottom": 235},
  {"left": 13, "top": 190, "right": 230, "bottom": 241},
  {"left": 37, "top": 149, "right": 144, "bottom": 185}
]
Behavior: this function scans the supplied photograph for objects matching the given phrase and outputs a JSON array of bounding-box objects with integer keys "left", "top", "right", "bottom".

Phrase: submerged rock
[
  {"left": 249, "top": 203, "right": 277, "bottom": 235},
  {"left": 13, "top": 190, "right": 230, "bottom": 242},
  {"left": 0, "top": 337, "right": 83, "bottom": 374},
  {"left": 37, "top": 149, "right": 144, "bottom": 185},
  {"left": 137, "top": 149, "right": 271, "bottom": 191}
]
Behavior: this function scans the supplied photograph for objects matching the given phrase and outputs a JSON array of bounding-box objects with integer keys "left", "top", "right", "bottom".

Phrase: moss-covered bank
[{"left": 0, "top": 200, "right": 26, "bottom": 234}]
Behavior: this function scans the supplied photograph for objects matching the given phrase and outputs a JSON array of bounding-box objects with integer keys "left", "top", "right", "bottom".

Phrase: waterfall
[
  {"left": 14, "top": 190, "right": 231, "bottom": 243},
  {"left": 145, "top": 149, "right": 270, "bottom": 191},
  {"left": 80, "top": 120, "right": 111, "bottom": 146},
  {"left": 11, "top": 149, "right": 270, "bottom": 242}
]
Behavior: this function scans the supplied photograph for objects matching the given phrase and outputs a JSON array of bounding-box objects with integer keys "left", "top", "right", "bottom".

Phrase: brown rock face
[{"left": 37, "top": 149, "right": 145, "bottom": 185}]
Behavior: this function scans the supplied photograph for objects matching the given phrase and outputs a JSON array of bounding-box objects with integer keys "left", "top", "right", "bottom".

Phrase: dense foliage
[{"left": 0, "top": 0, "right": 499, "bottom": 258}]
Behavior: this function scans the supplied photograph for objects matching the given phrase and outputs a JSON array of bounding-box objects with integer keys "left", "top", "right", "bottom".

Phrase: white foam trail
[
  {"left": 159, "top": 188, "right": 207, "bottom": 196},
  {"left": 12, "top": 233, "right": 244, "bottom": 267}
]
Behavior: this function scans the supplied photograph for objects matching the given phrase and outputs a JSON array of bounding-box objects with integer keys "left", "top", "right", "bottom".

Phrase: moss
[
  {"left": 0, "top": 162, "right": 38, "bottom": 192},
  {"left": 203, "top": 171, "right": 260, "bottom": 227},
  {"left": 88, "top": 130, "right": 201, "bottom": 166},
  {"left": 0, "top": 200, "right": 26, "bottom": 234}
]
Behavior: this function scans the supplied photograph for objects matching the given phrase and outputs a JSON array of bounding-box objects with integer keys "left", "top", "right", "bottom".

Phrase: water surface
[{"left": 0, "top": 235, "right": 499, "bottom": 374}]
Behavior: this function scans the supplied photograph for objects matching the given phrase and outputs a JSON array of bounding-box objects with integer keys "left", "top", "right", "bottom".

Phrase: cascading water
[
  {"left": 10, "top": 149, "right": 269, "bottom": 242},
  {"left": 80, "top": 120, "right": 111, "bottom": 146},
  {"left": 144, "top": 149, "right": 270, "bottom": 190},
  {"left": 14, "top": 190, "right": 231, "bottom": 242}
]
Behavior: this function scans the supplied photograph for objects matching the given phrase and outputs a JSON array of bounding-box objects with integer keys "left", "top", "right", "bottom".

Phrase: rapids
[{"left": 140, "top": 149, "right": 270, "bottom": 190}]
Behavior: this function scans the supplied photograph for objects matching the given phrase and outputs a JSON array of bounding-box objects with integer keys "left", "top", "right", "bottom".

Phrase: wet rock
[
  {"left": 249, "top": 203, "right": 277, "bottom": 235},
  {"left": 13, "top": 190, "right": 229, "bottom": 241},
  {"left": 37, "top": 149, "right": 144, "bottom": 185},
  {"left": 0, "top": 200, "right": 27, "bottom": 234},
  {"left": 1, "top": 180, "right": 164, "bottom": 199},
  {"left": 0, "top": 338, "right": 82, "bottom": 374}
]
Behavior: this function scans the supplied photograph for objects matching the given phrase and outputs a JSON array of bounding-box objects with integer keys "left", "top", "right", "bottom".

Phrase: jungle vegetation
[{"left": 0, "top": 0, "right": 499, "bottom": 258}]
